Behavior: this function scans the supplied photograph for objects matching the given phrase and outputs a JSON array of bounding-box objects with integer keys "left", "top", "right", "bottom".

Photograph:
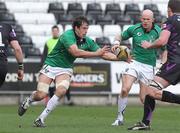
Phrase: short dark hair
[
  {"left": 72, "top": 16, "right": 89, "bottom": 30},
  {"left": 168, "top": 0, "right": 180, "bottom": 13},
  {"left": 52, "top": 25, "right": 59, "bottom": 30}
]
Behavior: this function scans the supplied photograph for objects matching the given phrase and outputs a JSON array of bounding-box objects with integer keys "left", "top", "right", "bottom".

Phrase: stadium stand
[
  {"left": 22, "top": 24, "right": 53, "bottom": 36},
  {"left": 86, "top": 3, "right": 103, "bottom": 22},
  {"left": 57, "top": 14, "right": 74, "bottom": 26},
  {"left": 124, "top": 3, "right": 141, "bottom": 23},
  {"left": 31, "top": 35, "right": 50, "bottom": 53},
  {"left": 6, "top": 2, "right": 49, "bottom": 13},
  {"left": 96, "top": 36, "right": 111, "bottom": 48},
  {"left": 154, "top": 14, "right": 167, "bottom": 26},
  {"left": 87, "top": 24, "right": 103, "bottom": 40},
  {"left": 67, "top": 3, "right": 84, "bottom": 17},
  {"left": 95, "top": 14, "right": 113, "bottom": 26},
  {"left": 64, "top": 24, "right": 72, "bottom": 31},
  {"left": 2, "top": 0, "right": 168, "bottom": 58},
  {"left": 25, "top": 47, "right": 41, "bottom": 58},
  {"left": 18, "top": 35, "right": 33, "bottom": 48},
  {"left": 48, "top": 2, "right": 65, "bottom": 20},
  {"left": 103, "top": 24, "right": 121, "bottom": 44},
  {"left": 114, "top": 14, "right": 132, "bottom": 27},
  {"left": 0, "top": 1, "right": 8, "bottom": 12},
  {"left": 105, "top": 3, "right": 122, "bottom": 18},
  {"left": 0, "top": 12, "right": 16, "bottom": 25}
]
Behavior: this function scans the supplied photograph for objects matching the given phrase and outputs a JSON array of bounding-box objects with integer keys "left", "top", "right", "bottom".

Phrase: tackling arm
[{"left": 142, "top": 30, "right": 171, "bottom": 49}]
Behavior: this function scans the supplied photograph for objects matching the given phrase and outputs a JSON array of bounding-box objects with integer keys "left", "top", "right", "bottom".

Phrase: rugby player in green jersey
[
  {"left": 18, "top": 16, "right": 120, "bottom": 127},
  {"left": 111, "top": 9, "right": 167, "bottom": 126}
]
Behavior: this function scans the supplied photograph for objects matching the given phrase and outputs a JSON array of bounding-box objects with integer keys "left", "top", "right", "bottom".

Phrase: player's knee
[
  {"left": 121, "top": 88, "right": 129, "bottom": 97},
  {"left": 55, "top": 88, "right": 67, "bottom": 97},
  {"left": 33, "top": 90, "right": 47, "bottom": 101}
]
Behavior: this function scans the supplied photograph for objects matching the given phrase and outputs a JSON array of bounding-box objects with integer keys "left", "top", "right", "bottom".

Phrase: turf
[{"left": 0, "top": 105, "right": 180, "bottom": 133}]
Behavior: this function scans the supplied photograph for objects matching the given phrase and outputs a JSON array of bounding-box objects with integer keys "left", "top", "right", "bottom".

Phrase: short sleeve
[
  {"left": 8, "top": 25, "right": 17, "bottom": 42},
  {"left": 86, "top": 38, "right": 100, "bottom": 52},
  {"left": 61, "top": 34, "right": 76, "bottom": 50},
  {"left": 121, "top": 25, "right": 134, "bottom": 40}
]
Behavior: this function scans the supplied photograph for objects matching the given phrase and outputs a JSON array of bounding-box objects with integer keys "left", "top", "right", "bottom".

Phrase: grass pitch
[{"left": 0, "top": 105, "right": 180, "bottom": 133}]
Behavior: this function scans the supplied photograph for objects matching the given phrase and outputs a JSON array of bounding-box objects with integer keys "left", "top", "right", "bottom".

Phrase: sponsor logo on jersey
[{"left": 137, "top": 32, "right": 142, "bottom": 36}]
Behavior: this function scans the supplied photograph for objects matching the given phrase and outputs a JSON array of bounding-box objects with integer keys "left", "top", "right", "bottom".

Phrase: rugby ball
[{"left": 114, "top": 45, "right": 130, "bottom": 61}]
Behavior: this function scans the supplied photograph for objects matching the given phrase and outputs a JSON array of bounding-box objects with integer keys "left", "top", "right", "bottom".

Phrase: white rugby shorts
[
  {"left": 40, "top": 64, "right": 73, "bottom": 79},
  {"left": 123, "top": 60, "right": 155, "bottom": 84}
]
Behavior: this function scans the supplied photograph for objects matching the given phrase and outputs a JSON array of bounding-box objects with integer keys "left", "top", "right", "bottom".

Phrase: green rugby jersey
[
  {"left": 122, "top": 23, "right": 161, "bottom": 66},
  {"left": 45, "top": 29, "right": 100, "bottom": 68}
]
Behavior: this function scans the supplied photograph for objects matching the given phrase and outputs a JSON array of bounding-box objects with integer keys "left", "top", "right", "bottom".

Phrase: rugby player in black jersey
[{"left": 0, "top": 23, "right": 24, "bottom": 87}]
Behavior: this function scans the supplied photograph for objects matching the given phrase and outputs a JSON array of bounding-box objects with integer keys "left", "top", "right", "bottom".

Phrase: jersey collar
[{"left": 73, "top": 30, "right": 86, "bottom": 45}]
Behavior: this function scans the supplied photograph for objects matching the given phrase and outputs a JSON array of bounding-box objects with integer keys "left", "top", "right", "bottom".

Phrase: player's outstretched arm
[
  {"left": 68, "top": 44, "right": 110, "bottom": 58},
  {"left": 101, "top": 52, "right": 119, "bottom": 61}
]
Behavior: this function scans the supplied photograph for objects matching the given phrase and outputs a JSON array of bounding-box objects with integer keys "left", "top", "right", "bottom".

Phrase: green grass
[{"left": 0, "top": 105, "right": 180, "bottom": 133}]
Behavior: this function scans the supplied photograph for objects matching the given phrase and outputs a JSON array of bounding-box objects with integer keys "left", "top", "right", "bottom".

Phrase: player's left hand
[
  {"left": 141, "top": 41, "right": 151, "bottom": 49},
  {"left": 17, "top": 69, "right": 24, "bottom": 80}
]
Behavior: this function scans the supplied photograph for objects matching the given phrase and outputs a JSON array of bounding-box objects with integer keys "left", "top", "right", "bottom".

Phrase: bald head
[
  {"left": 141, "top": 9, "right": 154, "bottom": 19},
  {"left": 141, "top": 9, "right": 154, "bottom": 32}
]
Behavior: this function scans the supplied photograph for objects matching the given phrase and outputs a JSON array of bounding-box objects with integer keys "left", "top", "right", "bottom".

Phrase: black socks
[
  {"left": 162, "top": 91, "right": 180, "bottom": 104},
  {"left": 142, "top": 95, "right": 155, "bottom": 126}
]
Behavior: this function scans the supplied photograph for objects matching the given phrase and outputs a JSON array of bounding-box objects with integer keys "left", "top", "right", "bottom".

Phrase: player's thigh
[{"left": 38, "top": 73, "right": 52, "bottom": 84}]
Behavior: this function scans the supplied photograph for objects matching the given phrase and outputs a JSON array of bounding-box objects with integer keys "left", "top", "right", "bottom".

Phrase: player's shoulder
[
  {"left": 62, "top": 29, "right": 74, "bottom": 36},
  {"left": 61, "top": 29, "right": 75, "bottom": 39},
  {"left": 133, "top": 23, "right": 142, "bottom": 28},
  {"left": 154, "top": 24, "right": 161, "bottom": 31},
  {"left": 128, "top": 23, "right": 142, "bottom": 31}
]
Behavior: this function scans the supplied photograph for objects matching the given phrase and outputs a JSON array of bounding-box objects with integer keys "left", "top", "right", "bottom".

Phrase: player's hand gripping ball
[{"left": 114, "top": 45, "right": 130, "bottom": 61}]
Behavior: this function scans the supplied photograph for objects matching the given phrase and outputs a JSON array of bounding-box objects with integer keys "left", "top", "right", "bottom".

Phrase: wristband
[{"left": 18, "top": 63, "right": 24, "bottom": 70}]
